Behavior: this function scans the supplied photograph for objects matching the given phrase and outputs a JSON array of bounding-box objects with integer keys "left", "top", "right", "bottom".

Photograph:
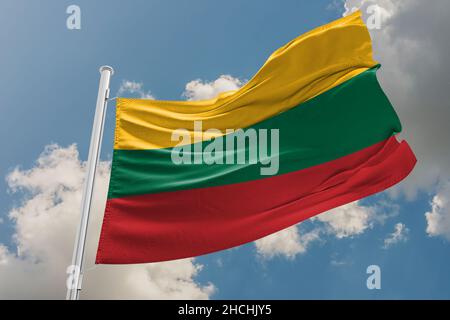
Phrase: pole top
[{"left": 99, "top": 65, "right": 114, "bottom": 75}]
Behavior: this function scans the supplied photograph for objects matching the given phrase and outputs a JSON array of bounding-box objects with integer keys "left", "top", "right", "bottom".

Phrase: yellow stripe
[{"left": 115, "top": 11, "right": 377, "bottom": 150}]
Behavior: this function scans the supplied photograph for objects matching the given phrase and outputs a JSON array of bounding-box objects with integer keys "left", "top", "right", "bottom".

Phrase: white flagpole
[{"left": 66, "top": 66, "right": 114, "bottom": 300}]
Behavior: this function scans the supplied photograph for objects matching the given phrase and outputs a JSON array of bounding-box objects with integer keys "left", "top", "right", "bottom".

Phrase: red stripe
[{"left": 96, "top": 137, "right": 416, "bottom": 264}]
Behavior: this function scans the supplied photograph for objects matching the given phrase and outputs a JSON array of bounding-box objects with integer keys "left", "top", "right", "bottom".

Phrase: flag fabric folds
[{"left": 96, "top": 11, "right": 416, "bottom": 264}]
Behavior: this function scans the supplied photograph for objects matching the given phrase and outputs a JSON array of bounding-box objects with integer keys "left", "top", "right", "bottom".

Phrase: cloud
[
  {"left": 183, "top": 75, "right": 244, "bottom": 101},
  {"left": 343, "top": 0, "right": 450, "bottom": 199},
  {"left": 383, "top": 223, "right": 409, "bottom": 248},
  {"left": 426, "top": 182, "right": 450, "bottom": 241},
  {"left": 1, "top": 144, "right": 214, "bottom": 299},
  {"left": 255, "top": 225, "right": 321, "bottom": 260},
  {"left": 343, "top": 0, "right": 396, "bottom": 21},
  {"left": 330, "top": 259, "right": 351, "bottom": 267},
  {"left": 117, "top": 75, "right": 244, "bottom": 102},
  {"left": 330, "top": 252, "right": 352, "bottom": 267},
  {"left": 117, "top": 80, "right": 155, "bottom": 99},
  {"left": 255, "top": 201, "right": 381, "bottom": 259},
  {"left": 315, "top": 202, "right": 375, "bottom": 239},
  {"left": 254, "top": 197, "right": 405, "bottom": 260}
]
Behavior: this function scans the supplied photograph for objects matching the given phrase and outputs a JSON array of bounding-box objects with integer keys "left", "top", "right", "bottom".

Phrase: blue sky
[{"left": 1, "top": 0, "right": 450, "bottom": 299}]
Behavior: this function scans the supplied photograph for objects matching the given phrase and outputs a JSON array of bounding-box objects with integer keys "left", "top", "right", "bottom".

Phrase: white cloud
[
  {"left": 183, "top": 75, "right": 244, "bottom": 101},
  {"left": 426, "top": 182, "right": 450, "bottom": 241},
  {"left": 117, "top": 80, "right": 155, "bottom": 99},
  {"left": 330, "top": 254, "right": 352, "bottom": 267},
  {"left": 254, "top": 201, "right": 380, "bottom": 259},
  {"left": 1, "top": 144, "right": 214, "bottom": 299},
  {"left": 383, "top": 223, "right": 409, "bottom": 248},
  {"left": 343, "top": 0, "right": 397, "bottom": 21},
  {"left": 315, "top": 202, "right": 375, "bottom": 238},
  {"left": 255, "top": 225, "right": 321, "bottom": 260},
  {"left": 330, "top": 260, "right": 349, "bottom": 266}
]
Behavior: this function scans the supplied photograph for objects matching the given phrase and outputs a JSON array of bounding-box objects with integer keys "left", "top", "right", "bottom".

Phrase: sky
[{"left": 1, "top": 0, "right": 450, "bottom": 299}]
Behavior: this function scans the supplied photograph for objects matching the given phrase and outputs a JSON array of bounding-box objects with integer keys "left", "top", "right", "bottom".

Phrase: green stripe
[{"left": 108, "top": 66, "right": 401, "bottom": 199}]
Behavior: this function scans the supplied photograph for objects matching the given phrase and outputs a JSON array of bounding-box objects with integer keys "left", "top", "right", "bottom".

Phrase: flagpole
[{"left": 66, "top": 66, "right": 114, "bottom": 300}]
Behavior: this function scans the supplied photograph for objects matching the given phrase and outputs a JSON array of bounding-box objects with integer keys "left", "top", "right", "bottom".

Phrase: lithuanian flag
[{"left": 96, "top": 11, "right": 416, "bottom": 264}]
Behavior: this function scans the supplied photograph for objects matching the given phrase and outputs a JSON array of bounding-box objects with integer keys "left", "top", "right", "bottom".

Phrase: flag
[{"left": 96, "top": 11, "right": 416, "bottom": 264}]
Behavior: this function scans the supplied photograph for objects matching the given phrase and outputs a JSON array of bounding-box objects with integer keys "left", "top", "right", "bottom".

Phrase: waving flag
[{"left": 96, "top": 11, "right": 416, "bottom": 264}]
